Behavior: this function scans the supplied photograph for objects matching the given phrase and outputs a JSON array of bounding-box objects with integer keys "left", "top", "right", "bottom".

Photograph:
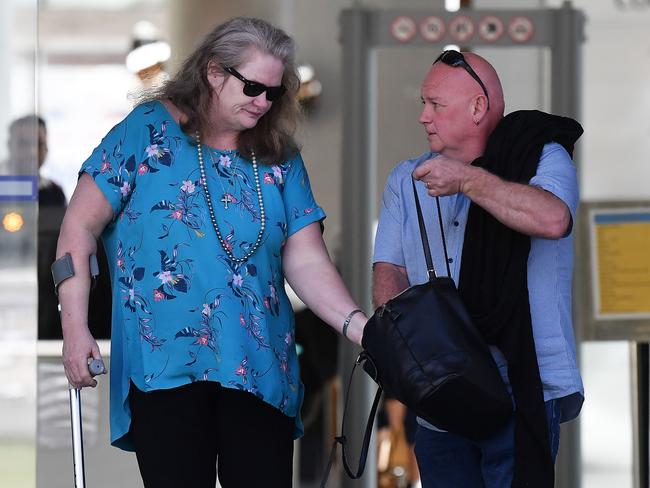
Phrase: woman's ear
[{"left": 206, "top": 60, "right": 224, "bottom": 90}]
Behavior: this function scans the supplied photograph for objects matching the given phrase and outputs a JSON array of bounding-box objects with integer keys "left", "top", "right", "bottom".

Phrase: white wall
[{"left": 545, "top": 0, "right": 650, "bottom": 201}]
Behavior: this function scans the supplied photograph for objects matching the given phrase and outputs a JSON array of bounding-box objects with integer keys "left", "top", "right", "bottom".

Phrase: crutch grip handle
[{"left": 88, "top": 358, "right": 106, "bottom": 377}]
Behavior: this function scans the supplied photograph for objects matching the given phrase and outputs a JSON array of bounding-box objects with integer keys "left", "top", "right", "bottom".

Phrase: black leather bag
[
  {"left": 320, "top": 180, "right": 512, "bottom": 486},
  {"left": 363, "top": 179, "right": 512, "bottom": 439}
]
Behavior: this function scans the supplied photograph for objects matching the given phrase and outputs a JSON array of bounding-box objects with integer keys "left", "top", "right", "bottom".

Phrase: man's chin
[{"left": 426, "top": 135, "right": 441, "bottom": 151}]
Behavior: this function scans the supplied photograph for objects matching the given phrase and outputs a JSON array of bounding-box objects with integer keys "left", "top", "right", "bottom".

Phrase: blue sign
[{"left": 0, "top": 175, "right": 37, "bottom": 201}]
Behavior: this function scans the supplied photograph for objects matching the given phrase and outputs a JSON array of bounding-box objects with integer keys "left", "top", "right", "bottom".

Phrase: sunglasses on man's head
[
  {"left": 433, "top": 50, "right": 490, "bottom": 110},
  {"left": 223, "top": 66, "right": 286, "bottom": 102}
]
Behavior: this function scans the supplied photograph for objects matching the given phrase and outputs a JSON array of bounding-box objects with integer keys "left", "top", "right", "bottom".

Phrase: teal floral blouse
[{"left": 81, "top": 101, "right": 326, "bottom": 450}]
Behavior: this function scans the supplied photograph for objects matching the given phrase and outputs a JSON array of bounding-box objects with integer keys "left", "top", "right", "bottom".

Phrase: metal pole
[
  {"left": 339, "top": 7, "right": 377, "bottom": 488},
  {"left": 633, "top": 343, "right": 649, "bottom": 488},
  {"left": 551, "top": 1, "right": 585, "bottom": 120},
  {"left": 550, "top": 4, "right": 585, "bottom": 488}
]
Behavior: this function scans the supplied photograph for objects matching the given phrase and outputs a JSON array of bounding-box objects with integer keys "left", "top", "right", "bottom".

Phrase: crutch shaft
[
  {"left": 69, "top": 359, "right": 105, "bottom": 488},
  {"left": 69, "top": 387, "right": 86, "bottom": 488}
]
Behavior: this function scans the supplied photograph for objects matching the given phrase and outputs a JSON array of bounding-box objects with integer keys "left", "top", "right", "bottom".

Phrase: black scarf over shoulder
[{"left": 458, "top": 110, "right": 583, "bottom": 487}]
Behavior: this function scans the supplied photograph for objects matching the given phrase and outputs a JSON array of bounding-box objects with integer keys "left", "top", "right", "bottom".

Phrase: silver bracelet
[{"left": 342, "top": 308, "right": 363, "bottom": 339}]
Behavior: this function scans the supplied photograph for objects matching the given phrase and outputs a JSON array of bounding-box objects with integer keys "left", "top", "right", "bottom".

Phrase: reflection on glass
[{"left": 0, "top": 1, "right": 38, "bottom": 486}]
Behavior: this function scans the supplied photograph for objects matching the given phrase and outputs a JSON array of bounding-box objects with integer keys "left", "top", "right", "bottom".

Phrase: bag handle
[
  {"left": 320, "top": 353, "right": 383, "bottom": 487},
  {"left": 410, "top": 178, "right": 452, "bottom": 279}
]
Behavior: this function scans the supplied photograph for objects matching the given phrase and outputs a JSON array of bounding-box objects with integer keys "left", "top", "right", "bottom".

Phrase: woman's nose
[{"left": 252, "top": 93, "right": 271, "bottom": 109}]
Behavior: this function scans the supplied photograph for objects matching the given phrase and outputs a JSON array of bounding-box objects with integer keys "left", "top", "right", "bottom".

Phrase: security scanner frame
[{"left": 338, "top": 3, "right": 584, "bottom": 487}]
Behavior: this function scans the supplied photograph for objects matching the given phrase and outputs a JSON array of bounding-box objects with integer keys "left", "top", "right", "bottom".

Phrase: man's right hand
[{"left": 412, "top": 154, "right": 473, "bottom": 197}]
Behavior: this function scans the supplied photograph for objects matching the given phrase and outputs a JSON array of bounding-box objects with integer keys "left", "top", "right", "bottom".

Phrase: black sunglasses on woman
[{"left": 223, "top": 66, "right": 286, "bottom": 102}]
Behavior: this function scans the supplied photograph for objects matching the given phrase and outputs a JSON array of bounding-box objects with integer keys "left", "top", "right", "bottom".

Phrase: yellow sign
[{"left": 592, "top": 210, "right": 650, "bottom": 318}]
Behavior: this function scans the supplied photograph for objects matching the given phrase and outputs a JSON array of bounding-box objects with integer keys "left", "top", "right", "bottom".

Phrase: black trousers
[{"left": 129, "top": 381, "right": 295, "bottom": 488}]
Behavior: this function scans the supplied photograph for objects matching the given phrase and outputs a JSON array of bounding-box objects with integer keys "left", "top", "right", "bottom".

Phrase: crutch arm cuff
[{"left": 52, "top": 253, "right": 75, "bottom": 295}]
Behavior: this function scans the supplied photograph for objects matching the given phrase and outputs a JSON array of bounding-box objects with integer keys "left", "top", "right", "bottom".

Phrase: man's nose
[{"left": 419, "top": 107, "right": 430, "bottom": 124}]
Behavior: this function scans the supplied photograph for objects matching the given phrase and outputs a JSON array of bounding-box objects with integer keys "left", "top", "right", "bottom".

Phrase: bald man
[{"left": 372, "top": 51, "right": 583, "bottom": 487}]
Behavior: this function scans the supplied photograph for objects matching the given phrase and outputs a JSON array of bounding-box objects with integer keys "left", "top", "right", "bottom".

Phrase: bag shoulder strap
[
  {"left": 411, "top": 178, "right": 436, "bottom": 279},
  {"left": 320, "top": 353, "right": 383, "bottom": 487},
  {"left": 410, "top": 178, "right": 452, "bottom": 278}
]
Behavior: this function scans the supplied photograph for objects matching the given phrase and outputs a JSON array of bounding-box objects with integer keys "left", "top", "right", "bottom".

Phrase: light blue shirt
[
  {"left": 373, "top": 143, "right": 584, "bottom": 428},
  {"left": 81, "top": 101, "right": 325, "bottom": 450}
]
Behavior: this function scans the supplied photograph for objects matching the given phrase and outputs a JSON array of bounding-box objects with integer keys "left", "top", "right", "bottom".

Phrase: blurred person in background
[
  {"left": 5, "top": 115, "right": 66, "bottom": 204},
  {"left": 126, "top": 20, "right": 171, "bottom": 91},
  {"left": 0, "top": 116, "right": 63, "bottom": 292}
]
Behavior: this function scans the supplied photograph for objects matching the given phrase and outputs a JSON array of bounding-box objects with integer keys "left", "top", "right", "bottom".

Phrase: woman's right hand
[{"left": 62, "top": 326, "right": 103, "bottom": 388}]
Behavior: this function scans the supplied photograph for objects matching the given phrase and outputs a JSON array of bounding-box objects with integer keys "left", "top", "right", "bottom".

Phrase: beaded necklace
[{"left": 196, "top": 132, "right": 266, "bottom": 264}]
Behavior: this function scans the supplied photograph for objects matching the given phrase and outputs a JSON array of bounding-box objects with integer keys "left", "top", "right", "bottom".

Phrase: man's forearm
[
  {"left": 461, "top": 166, "right": 570, "bottom": 239},
  {"left": 372, "top": 262, "right": 409, "bottom": 308}
]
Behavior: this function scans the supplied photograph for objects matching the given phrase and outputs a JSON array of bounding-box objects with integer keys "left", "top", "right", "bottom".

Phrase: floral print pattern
[{"left": 80, "top": 101, "right": 326, "bottom": 450}]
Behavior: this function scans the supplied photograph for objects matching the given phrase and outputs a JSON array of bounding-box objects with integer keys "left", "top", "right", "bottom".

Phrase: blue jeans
[{"left": 414, "top": 400, "right": 561, "bottom": 488}]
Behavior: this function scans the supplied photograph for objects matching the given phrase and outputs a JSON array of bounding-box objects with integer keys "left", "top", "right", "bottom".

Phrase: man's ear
[{"left": 471, "top": 94, "right": 489, "bottom": 125}]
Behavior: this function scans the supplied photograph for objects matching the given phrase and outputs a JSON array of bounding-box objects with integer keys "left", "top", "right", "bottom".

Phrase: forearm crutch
[
  {"left": 69, "top": 358, "right": 106, "bottom": 488},
  {"left": 52, "top": 252, "right": 105, "bottom": 488}
]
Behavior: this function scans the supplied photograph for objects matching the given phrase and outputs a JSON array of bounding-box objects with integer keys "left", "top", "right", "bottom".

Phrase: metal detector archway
[{"left": 337, "top": 3, "right": 585, "bottom": 488}]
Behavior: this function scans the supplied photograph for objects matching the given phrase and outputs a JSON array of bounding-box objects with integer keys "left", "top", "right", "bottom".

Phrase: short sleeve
[
  {"left": 278, "top": 153, "right": 326, "bottom": 236},
  {"left": 78, "top": 109, "right": 144, "bottom": 218},
  {"left": 529, "top": 142, "right": 579, "bottom": 218},
  {"left": 373, "top": 167, "right": 405, "bottom": 267}
]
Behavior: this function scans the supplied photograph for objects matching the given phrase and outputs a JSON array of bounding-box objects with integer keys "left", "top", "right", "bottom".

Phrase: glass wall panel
[{"left": 0, "top": 1, "right": 38, "bottom": 487}]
